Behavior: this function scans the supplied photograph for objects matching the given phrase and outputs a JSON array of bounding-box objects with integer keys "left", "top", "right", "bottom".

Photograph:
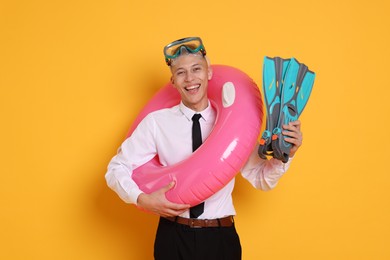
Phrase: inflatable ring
[{"left": 128, "top": 65, "right": 263, "bottom": 206}]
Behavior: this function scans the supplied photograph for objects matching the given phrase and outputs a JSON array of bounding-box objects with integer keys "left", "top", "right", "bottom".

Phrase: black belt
[{"left": 164, "top": 216, "right": 234, "bottom": 228}]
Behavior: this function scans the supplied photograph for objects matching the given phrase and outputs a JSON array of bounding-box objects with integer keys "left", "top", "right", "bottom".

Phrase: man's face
[{"left": 170, "top": 54, "right": 212, "bottom": 112}]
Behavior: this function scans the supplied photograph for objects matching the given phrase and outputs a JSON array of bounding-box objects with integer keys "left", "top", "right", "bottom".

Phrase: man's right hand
[{"left": 136, "top": 181, "right": 191, "bottom": 217}]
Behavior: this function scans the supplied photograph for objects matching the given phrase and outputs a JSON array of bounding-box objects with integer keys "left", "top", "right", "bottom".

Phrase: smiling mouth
[{"left": 185, "top": 84, "right": 200, "bottom": 92}]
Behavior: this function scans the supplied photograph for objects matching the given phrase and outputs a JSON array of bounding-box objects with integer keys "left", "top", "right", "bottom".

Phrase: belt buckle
[{"left": 189, "top": 219, "right": 203, "bottom": 228}]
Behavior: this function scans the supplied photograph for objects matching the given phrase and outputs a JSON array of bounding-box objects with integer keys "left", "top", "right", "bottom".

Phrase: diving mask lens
[{"left": 164, "top": 37, "right": 206, "bottom": 65}]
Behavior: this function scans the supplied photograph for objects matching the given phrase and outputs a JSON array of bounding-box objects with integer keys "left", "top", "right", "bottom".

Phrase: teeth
[{"left": 186, "top": 85, "right": 200, "bottom": 91}]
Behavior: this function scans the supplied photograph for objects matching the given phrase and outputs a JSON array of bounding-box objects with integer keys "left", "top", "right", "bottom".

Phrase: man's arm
[
  {"left": 106, "top": 149, "right": 190, "bottom": 217},
  {"left": 105, "top": 114, "right": 190, "bottom": 217}
]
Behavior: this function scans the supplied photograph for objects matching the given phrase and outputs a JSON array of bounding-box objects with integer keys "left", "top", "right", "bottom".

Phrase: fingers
[
  {"left": 164, "top": 198, "right": 191, "bottom": 212},
  {"left": 158, "top": 200, "right": 191, "bottom": 218},
  {"left": 160, "top": 181, "right": 176, "bottom": 193},
  {"left": 283, "top": 120, "right": 301, "bottom": 132},
  {"left": 282, "top": 120, "right": 301, "bottom": 135},
  {"left": 159, "top": 181, "right": 190, "bottom": 206},
  {"left": 282, "top": 120, "right": 303, "bottom": 157},
  {"left": 283, "top": 136, "right": 301, "bottom": 147},
  {"left": 160, "top": 203, "right": 190, "bottom": 218},
  {"left": 282, "top": 129, "right": 301, "bottom": 141},
  {"left": 138, "top": 181, "right": 191, "bottom": 217}
]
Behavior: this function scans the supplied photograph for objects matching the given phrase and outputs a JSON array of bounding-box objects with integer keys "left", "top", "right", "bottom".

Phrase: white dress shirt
[{"left": 105, "top": 101, "right": 292, "bottom": 219}]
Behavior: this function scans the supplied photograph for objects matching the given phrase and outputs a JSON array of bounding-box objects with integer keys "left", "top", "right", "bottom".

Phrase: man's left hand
[{"left": 282, "top": 120, "right": 303, "bottom": 158}]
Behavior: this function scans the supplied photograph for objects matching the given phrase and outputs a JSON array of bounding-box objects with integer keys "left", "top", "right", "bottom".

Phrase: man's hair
[{"left": 169, "top": 49, "right": 209, "bottom": 68}]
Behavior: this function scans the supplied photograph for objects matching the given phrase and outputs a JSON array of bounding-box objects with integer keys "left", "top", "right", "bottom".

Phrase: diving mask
[{"left": 163, "top": 37, "right": 206, "bottom": 66}]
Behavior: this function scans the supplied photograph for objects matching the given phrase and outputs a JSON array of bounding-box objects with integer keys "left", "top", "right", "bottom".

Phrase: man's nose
[{"left": 185, "top": 72, "right": 194, "bottom": 82}]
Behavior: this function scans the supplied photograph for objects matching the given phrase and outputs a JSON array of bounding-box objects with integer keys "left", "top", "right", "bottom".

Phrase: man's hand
[
  {"left": 282, "top": 120, "right": 303, "bottom": 158},
  {"left": 136, "top": 181, "right": 191, "bottom": 217}
]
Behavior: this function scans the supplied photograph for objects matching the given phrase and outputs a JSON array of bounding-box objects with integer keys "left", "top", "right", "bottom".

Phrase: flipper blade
[
  {"left": 271, "top": 58, "right": 315, "bottom": 162},
  {"left": 258, "top": 57, "right": 290, "bottom": 159}
]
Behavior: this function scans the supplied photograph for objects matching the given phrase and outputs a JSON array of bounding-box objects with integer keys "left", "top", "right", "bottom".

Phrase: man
[{"left": 105, "top": 37, "right": 303, "bottom": 260}]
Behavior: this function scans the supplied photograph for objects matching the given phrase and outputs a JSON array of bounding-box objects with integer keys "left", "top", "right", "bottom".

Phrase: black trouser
[{"left": 154, "top": 217, "right": 242, "bottom": 260}]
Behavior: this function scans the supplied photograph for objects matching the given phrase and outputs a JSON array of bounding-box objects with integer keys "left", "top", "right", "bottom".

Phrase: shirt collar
[{"left": 179, "top": 101, "right": 213, "bottom": 122}]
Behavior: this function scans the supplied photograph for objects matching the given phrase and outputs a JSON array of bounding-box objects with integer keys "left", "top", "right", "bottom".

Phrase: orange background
[{"left": 1, "top": 0, "right": 389, "bottom": 259}]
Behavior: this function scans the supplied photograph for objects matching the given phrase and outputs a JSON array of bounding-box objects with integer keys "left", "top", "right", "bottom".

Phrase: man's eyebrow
[
  {"left": 191, "top": 63, "right": 203, "bottom": 68},
  {"left": 173, "top": 63, "right": 202, "bottom": 71},
  {"left": 173, "top": 66, "right": 185, "bottom": 72}
]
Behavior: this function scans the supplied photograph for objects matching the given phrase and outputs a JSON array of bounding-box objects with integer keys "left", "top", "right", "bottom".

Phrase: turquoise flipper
[
  {"left": 258, "top": 57, "right": 290, "bottom": 159},
  {"left": 271, "top": 58, "right": 315, "bottom": 162}
]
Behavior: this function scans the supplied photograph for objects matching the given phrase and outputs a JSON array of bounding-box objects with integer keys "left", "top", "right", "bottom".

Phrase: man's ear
[
  {"left": 205, "top": 56, "right": 213, "bottom": 80},
  {"left": 170, "top": 76, "right": 178, "bottom": 89},
  {"left": 208, "top": 66, "right": 213, "bottom": 80}
]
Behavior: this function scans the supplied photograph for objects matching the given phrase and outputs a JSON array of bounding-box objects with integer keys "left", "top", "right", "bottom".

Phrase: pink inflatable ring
[{"left": 128, "top": 65, "right": 263, "bottom": 206}]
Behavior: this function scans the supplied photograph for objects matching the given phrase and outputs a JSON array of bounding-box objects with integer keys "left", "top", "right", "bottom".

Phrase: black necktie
[{"left": 190, "top": 114, "right": 204, "bottom": 218}]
